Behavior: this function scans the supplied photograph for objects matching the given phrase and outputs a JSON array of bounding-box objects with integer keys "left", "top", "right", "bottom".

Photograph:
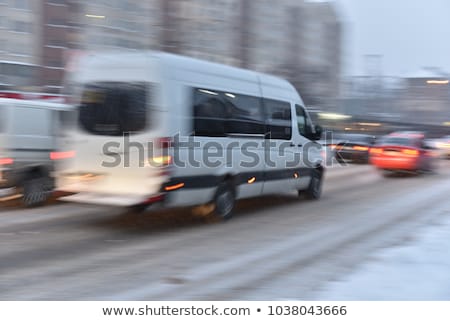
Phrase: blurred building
[
  {"left": 40, "top": 0, "right": 73, "bottom": 92},
  {"left": 43, "top": 0, "right": 159, "bottom": 92},
  {"left": 0, "top": 0, "right": 41, "bottom": 89},
  {"left": 397, "top": 67, "right": 450, "bottom": 125},
  {"left": 0, "top": 0, "right": 344, "bottom": 100},
  {"left": 342, "top": 68, "right": 450, "bottom": 127},
  {"left": 245, "top": 0, "right": 303, "bottom": 74},
  {"left": 298, "top": 1, "right": 342, "bottom": 108},
  {"left": 170, "top": 0, "right": 241, "bottom": 66},
  {"left": 66, "top": 1, "right": 158, "bottom": 51},
  {"left": 162, "top": 0, "right": 343, "bottom": 108}
]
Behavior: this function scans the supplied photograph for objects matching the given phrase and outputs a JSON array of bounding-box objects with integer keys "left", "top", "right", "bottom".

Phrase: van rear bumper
[
  {"left": 58, "top": 192, "right": 165, "bottom": 207},
  {"left": 0, "top": 187, "right": 16, "bottom": 197},
  {"left": 0, "top": 187, "right": 23, "bottom": 202}
]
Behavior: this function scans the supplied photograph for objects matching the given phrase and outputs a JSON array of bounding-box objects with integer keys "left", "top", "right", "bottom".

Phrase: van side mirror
[{"left": 312, "top": 125, "right": 323, "bottom": 140}]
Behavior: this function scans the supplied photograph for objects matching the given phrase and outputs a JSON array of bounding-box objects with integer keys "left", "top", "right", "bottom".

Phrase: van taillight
[
  {"left": 153, "top": 137, "right": 173, "bottom": 175},
  {"left": 156, "top": 137, "right": 173, "bottom": 149},
  {"left": 150, "top": 155, "right": 173, "bottom": 166},
  {"left": 50, "top": 151, "right": 76, "bottom": 160},
  {"left": 0, "top": 158, "right": 14, "bottom": 166}
]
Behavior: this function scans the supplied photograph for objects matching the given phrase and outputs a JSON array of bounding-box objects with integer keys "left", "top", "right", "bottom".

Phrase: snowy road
[{"left": 0, "top": 161, "right": 449, "bottom": 300}]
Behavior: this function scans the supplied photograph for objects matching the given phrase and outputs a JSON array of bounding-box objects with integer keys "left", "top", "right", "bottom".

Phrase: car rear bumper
[
  {"left": 336, "top": 150, "right": 369, "bottom": 162},
  {"left": 0, "top": 187, "right": 22, "bottom": 202},
  {"left": 371, "top": 156, "right": 418, "bottom": 170}
]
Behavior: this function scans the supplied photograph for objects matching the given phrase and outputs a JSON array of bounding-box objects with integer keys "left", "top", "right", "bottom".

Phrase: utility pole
[
  {"left": 160, "top": 0, "right": 180, "bottom": 54},
  {"left": 364, "top": 54, "right": 383, "bottom": 116},
  {"left": 287, "top": 6, "right": 304, "bottom": 99},
  {"left": 236, "top": 0, "right": 251, "bottom": 68}
]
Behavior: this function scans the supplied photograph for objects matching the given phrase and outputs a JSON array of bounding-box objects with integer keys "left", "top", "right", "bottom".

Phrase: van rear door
[{"left": 58, "top": 82, "right": 166, "bottom": 206}]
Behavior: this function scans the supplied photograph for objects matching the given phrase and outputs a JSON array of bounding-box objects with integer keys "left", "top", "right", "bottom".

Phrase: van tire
[
  {"left": 301, "top": 169, "right": 323, "bottom": 200},
  {"left": 128, "top": 203, "right": 148, "bottom": 214},
  {"left": 22, "top": 176, "right": 51, "bottom": 207},
  {"left": 212, "top": 181, "right": 235, "bottom": 220}
]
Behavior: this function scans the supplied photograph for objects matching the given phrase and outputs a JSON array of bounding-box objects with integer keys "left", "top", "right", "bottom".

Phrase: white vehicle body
[
  {"left": 0, "top": 98, "right": 72, "bottom": 205},
  {"left": 56, "top": 51, "right": 324, "bottom": 213}
]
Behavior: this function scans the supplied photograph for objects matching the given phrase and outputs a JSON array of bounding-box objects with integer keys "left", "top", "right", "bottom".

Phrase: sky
[{"left": 335, "top": 0, "right": 450, "bottom": 76}]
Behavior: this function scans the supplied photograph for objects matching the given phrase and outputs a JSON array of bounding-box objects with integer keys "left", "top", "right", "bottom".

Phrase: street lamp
[{"left": 426, "top": 80, "right": 449, "bottom": 85}]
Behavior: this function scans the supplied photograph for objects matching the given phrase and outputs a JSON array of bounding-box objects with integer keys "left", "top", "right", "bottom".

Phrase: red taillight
[
  {"left": 156, "top": 137, "right": 173, "bottom": 149},
  {"left": 144, "top": 194, "right": 165, "bottom": 204},
  {"left": 402, "top": 149, "right": 419, "bottom": 156},
  {"left": 50, "top": 151, "right": 76, "bottom": 160},
  {"left": 370, "top": 148, "right": 383, "bottom": 154},
  {"left": 152, "top": 137, "right": 173, "bottom": 175},
  {"left": 0, "top": 158, "right": 14, "bottom": 166}
]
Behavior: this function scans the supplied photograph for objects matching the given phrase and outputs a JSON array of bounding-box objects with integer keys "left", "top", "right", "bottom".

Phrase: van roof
[
  {"left": 78, "top": 51, "right": 298, "bottom": 93},
  {"left": 0, "top": 98, "right": 73, "bottom": 111}
]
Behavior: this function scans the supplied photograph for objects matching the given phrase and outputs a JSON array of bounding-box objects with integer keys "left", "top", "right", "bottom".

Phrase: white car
[
  {"left": 0, "top": 98, "right": 72, "bottom": 206},
  {"left": 435, "top": 136, "right": 450, "bottom": 158}
]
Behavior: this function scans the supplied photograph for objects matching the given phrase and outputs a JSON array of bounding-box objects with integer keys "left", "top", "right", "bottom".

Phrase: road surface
[{"left": 0, "top": 161, "right": 449, "bottom": 300}]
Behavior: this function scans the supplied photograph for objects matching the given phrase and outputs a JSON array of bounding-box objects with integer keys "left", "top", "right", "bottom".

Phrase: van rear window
[{"left": 78, "top": 82, "right": 148, "bottom": 136}]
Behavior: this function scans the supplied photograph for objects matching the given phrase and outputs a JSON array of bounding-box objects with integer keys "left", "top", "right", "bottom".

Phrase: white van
[
  {"left": 56, "top": 51, "right": 324, "bottom": 219},
  {"left": 0, "top": 98, "right": 72, "bottom": 206}
]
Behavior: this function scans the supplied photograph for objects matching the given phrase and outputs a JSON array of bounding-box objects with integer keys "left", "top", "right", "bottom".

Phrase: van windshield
[{"left": 78, "top": 82, "right": 148, "bottom": 136}]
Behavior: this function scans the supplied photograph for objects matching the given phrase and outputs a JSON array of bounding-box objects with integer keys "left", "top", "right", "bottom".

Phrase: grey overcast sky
[{"left": 336, "top": 0, "right": 450, "bottom": 76}]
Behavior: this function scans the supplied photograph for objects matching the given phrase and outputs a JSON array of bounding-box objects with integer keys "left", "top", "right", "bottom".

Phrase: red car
[{"left": 370, "top": 132, "right": 436, "bottom": 175}]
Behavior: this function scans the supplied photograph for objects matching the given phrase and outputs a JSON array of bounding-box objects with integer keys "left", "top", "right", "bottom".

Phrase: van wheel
[
  {"left": 23, "top": 177, "right": 50, "bottom": 207},
  {"left": 300, "top": 169, "right": 323, "bottom": 200},
  {"left": 212, "top": 181, "right": 235, "bottom": 220},
  {"left": 128, "top": 203, "right": 148, "bottom": 214}
]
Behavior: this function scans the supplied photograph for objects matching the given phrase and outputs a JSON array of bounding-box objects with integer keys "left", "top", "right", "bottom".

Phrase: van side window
[
  {"left": 264, "top": 99, "right": 292, "bottom": 140},
  {"left": 223, "top": 92, "right": 265, "bottom": 135},
  {"left": 12, "top": 107, "right": 51, "bottom": 136},
  {"left": 192, "top": 88, "right": 265, "bottom": 137},
  {"left": 193, "top": 89, "right": 226, "bottom": 137},
  {"left": 295, "top": 104, "right": 307, "bottom": 136}
]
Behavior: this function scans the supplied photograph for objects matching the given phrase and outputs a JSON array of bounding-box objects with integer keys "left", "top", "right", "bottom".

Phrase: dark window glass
[
  {"left": 193, "top": 89, "right": 226, "bottom": 137},
  {"left": 264, "top": 99, "right": 292, "bottom": 140},
  {"left": 379, "top": 137, "right": 415, "bottom": 147},
  {"left": 78, "top": 82, "right": 148, "bottom": 136},
  {"left": 343, "top": 134, "right": 375, "bottom": 144},
  {"left": 60, "top": 109, "right": 77, "bottom": 130},
  {"left": 295, "top": 104, "right": 307, "bottom": 136},
  {"left": 192, "top": 88, "right": 265, "bottom": 137},
  {"left": 223, "top": 92, "right": 264, "bottom": 135}
]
